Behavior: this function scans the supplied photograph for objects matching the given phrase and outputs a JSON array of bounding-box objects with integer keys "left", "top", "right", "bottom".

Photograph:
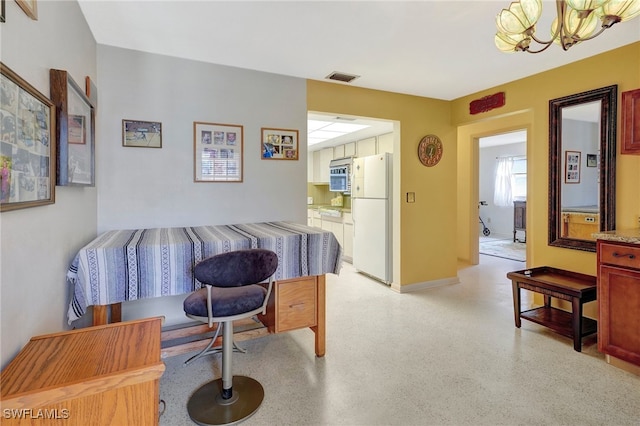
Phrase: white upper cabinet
[{"left": 377, "top": 133, "right": 393, "bottom": 154}]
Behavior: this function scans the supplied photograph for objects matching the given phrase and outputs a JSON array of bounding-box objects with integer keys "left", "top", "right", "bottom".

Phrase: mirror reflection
[
  {"left": 549, "top": 85, "right": 617, "bottom": 252},
  {"left": 560, "top": 101, "right": 600, "bottom": 240}
]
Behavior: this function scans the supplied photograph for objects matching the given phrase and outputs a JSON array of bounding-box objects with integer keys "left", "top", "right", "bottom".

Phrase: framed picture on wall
[
  {"left": 586, "top": 153, "right": 597, "bottom": 167},
  {"left": 50, "top": 69, "right": 95, "bottom": 186},
  {"left": 122, "top": 119, "right": 162, "bottom": 148},
  {"left": 261, "top": 127, "right": 299, "bottom": 160},
  {"left": 15, "top": 0, "right": 37, "bottom": 20},
  {"left": 564, "top": 150, "right": 581, "bottom": 184},
  {"left": 194, "top": 121, "right": 243, "bottom": 182},
  {"left": 1, "top": 62, "right": 56, "bottom": 212}
]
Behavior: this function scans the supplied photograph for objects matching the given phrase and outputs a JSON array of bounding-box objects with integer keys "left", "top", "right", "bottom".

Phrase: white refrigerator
[{"left": 351, "top": 153, "right": 392, "bottom": 284}]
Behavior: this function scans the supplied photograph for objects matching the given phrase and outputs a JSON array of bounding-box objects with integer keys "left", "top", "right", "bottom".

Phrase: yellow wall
[
  {"left": 453, "top": 42, "right": 640, "bottom": 278},
  {"left": 307, "top": 81, "right": 457, "bottom": 288},
  {"left": 308, "top": 42, "right": 640, "bottom": 293}
]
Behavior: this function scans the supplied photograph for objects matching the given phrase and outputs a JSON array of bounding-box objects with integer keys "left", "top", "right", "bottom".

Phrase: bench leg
[
  {"left": 512, "top": 282, "right": 521, "bottom": 328},
  {"left": 572, "top": 297, "right": 582, "bottom": 352}
]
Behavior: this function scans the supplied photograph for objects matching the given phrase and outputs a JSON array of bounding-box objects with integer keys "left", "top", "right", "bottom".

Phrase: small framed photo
[
  {"left": 194, "top": 121, "right": 243, "bottom": 182},
  {"left": 586, "top": 153, "right": 597, "bottom": 167},
  {"left": 50, "top": 69, "right": 95, "bottom": 186},
  {"left": 122, "top": 120, "right": 162, "bottom": 148},
  {"left": 261, "top": 127, "right": 299, "bottom": 160},
  {"left": 68, "top": 115, "right": 85, "bottom": 144},
  {"left": 564, "top": 150, "right": 581, "bottom": 184}
]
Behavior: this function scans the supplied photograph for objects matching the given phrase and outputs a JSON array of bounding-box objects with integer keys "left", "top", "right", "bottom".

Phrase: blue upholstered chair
[{"left": 183, "top": 248, "right": 278, "bottom": 426}]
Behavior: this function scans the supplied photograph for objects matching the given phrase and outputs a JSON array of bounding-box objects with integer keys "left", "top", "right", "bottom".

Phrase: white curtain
[{"left": 494, "top": 157, "right": 513, "bottom": 207}]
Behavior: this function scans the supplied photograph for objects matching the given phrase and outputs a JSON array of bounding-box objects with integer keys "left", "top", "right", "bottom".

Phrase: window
[
  {"left": 511, "top": 157, "right": 527, "bottom": 199},
  {"left": 494, "top": 156, "right": 526, "bottom": 207}
]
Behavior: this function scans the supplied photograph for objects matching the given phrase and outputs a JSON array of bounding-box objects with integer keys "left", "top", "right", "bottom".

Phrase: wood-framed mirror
[{"left": 549, "top": 85, "right": 617, "bottom": 252}]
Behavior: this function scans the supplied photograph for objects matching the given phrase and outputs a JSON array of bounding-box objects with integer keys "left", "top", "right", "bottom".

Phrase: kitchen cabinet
[
  {"left": 321, "top": 216, "right": 344, "bottom": 248},
  {"left": 333, "top": 144, "right": 345, "bottom": 159},
  {"left": 311, "top": 209, "right": 322, "bottom": 228},
  {"left": 621, "top": 88, "right": 640, "bottom": 154},
  {"left": 312, "top": 148, "right": 333, "bottom": 183},
  {"left": 597, "top": 240, "right": 640, "bottom": 367},
  {"left": 357, "top": 137, "right": 377, "bottom": 157},
  {"left": 377, "top": 132, "right": 393, "bottom": 154},
  {"left": 345, "top": 142, "right": 356, "bottom": 157},
  {"left": 307, "top": 153, "right": 314, "bottom": 182}
]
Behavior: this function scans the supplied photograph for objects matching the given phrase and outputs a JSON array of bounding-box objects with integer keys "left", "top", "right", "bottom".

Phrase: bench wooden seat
[{"left": 507, "top": 266, "right": 597, "bottom": 352}]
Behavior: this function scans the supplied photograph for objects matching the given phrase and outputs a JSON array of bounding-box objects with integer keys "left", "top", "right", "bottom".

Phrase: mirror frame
[{"left": 549, "top": 85, "right": 617, "bottom": 252}]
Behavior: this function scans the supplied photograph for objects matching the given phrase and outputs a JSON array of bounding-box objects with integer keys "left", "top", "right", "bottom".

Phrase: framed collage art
[
  {"left": 564, "top": 150, "right": 581, "bottom": 184},
  {"left": 1, "top": 63, "right": 56, "bottom": 211},
  {"left": 194, "top": 122, "right": 243, "bottom": 182},
  {"left": 261, "top": 127, "right": 298, "bottom": 160}
]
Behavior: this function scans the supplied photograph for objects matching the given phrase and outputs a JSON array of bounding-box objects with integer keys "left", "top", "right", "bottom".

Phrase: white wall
[
  {"left": 1, "top": 1, "right": 98, "bottom": 369},
  {"left": 96, "top": 46, "right": 308, "bottom": 324},
  {"left": 561, "top": 119, "right": 599, "bottom": 207},
  {"left": 479, "top": 142, "right": 526, "bottom": 239}
]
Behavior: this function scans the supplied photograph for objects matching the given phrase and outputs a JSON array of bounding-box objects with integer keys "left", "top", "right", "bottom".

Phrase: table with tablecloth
[{"left": 67, "top": 221, "right": 342, "bottom": 324}]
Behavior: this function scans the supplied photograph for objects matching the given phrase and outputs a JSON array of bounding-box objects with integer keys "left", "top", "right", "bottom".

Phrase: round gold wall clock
[{"left": 417, "top": 134, "right": 443, "bottom": 167}]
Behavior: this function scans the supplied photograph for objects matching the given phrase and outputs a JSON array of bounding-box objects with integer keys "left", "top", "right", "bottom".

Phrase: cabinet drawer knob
[{"left": 612, "top": 252, "right": 636, "bottom": 259}]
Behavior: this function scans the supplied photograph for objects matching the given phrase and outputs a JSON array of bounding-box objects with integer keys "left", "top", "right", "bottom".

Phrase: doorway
[{"left": 477, "top": 130, "right": 527, "bottom": 263}]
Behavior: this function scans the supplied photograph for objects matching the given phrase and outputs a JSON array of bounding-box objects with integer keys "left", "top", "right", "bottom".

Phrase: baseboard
[{"left": 391, "top": 276, "right": 460, "bottom": 293}]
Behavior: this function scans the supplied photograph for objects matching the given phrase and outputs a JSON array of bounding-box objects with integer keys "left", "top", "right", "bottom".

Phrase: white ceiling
[
  {"left": 78, "top": 1, "right": 640, "bottom": 101},
  {"left": 77, "top": 1, "right": 639, "bottom": 148}
]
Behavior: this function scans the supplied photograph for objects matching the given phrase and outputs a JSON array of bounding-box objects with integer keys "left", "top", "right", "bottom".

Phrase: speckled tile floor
[{"left": 159, "top": 256, "right": 640, "bottom": 425}]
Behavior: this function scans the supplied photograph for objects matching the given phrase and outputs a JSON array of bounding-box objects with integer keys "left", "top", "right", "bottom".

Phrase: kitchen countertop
[
  {"left": 307, "top": 204, "right": 351, "bottom": 213},
  {"left": 592, "top": 229, "right": 640, "bottom": 244}
]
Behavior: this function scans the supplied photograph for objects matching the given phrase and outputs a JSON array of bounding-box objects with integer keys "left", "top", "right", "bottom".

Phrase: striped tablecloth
[{"left": 67, "top": 221, "right": 342, "bottom": 324}]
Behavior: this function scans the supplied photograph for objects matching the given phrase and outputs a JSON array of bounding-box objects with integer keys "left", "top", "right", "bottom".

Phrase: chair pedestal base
[{"left": 187, "top": 375, "right": 264, "bottom": 426}]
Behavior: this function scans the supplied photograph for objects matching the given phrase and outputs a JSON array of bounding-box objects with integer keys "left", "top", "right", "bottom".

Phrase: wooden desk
[
  {"left": 507, "top": 266, "right": 597, "bottom": 352},
  {"left": 67, "top": 222, "right": 340, "bottom": 359},
  {"left": 160, "top": 274, "right": 327, "bottom": 358},
  {"left": 0, "top": 318, "right": 165, "bottom": 425}
]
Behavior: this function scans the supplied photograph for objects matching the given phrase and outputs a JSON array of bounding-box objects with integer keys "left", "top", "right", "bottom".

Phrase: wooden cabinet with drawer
[
  {"left": 597, "top": 240, "right": 640, "bottom": 367},
  {"left": 260, "top": 276, "right": 317, "bottom": 333},
  {"left": 0, "top": 318, "right": 165, "bottom": 426}
]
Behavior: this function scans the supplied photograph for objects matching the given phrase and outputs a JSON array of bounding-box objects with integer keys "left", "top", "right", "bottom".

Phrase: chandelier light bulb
[
  {"left": 566, "top": 0, "right": 612, "bottom": 12},
  {"left": 597, "top": 0, "right": 640, "bottom": 22}
]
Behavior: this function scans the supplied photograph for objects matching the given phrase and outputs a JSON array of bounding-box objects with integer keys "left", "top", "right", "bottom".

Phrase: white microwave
[{"left": 329, "top": 158, "right": 352, "bottom": 193}]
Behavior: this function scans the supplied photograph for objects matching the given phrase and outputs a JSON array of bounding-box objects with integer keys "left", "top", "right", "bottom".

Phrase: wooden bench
[{"left": 507, "top": 266, "right": 597, "bottom": 352}]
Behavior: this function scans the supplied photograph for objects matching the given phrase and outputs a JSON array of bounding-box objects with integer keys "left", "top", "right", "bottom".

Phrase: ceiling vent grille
[{"left": 325, "top": 72, "right": 360, "bottom": 83}]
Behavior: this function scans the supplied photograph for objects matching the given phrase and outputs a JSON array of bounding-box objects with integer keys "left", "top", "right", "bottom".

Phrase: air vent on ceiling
[
  {"left": 325, "top": 71, "right": 360, "bottom": 83},
  {"left": 334, "top": 116, "right": 356, "bottom": 121}
]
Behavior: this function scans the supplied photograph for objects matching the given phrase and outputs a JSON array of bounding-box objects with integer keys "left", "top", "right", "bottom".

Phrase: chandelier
[{"left": 495, "top": 0, "right": 640, "bottom": 53}]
